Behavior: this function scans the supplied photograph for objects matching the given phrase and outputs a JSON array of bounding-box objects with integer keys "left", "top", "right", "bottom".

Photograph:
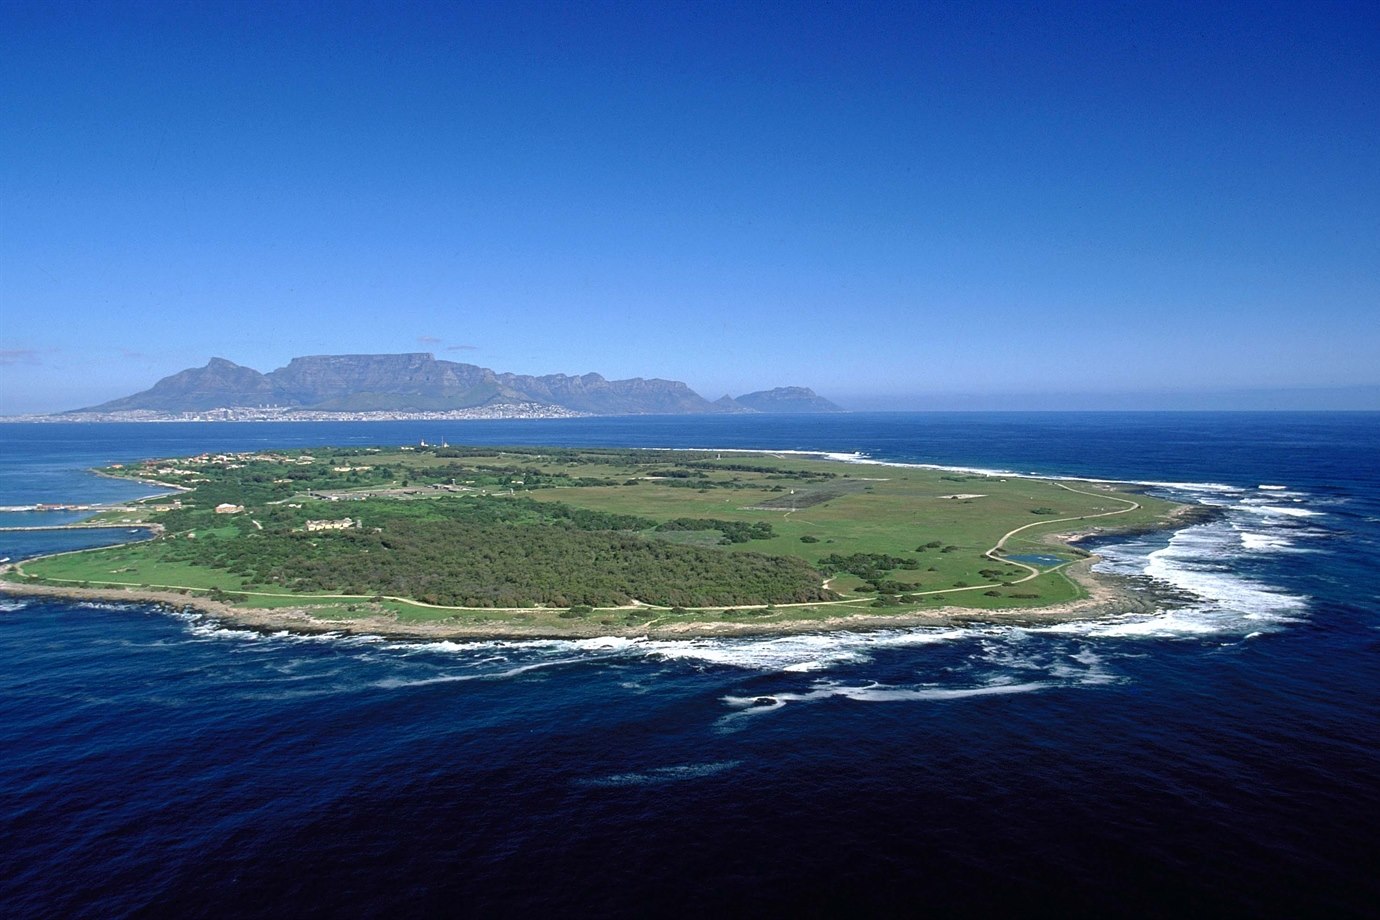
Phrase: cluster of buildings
[{"left": 143, "top": 451, "right": 320, "bottom": 471}]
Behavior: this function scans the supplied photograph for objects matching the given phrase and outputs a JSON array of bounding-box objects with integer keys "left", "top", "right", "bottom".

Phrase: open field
[{"left": 1, "top": 446, "right": 1187, "bottom": 636}]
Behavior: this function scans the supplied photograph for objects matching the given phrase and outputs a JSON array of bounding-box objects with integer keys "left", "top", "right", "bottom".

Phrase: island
[{"left": 0, "top": 445, "right": 1196, "bottom": 638}]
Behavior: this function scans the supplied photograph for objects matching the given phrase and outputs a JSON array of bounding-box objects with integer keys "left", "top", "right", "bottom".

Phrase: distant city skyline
[{"left": 3, "top": 0, "right": 1377, "bottom": 414}]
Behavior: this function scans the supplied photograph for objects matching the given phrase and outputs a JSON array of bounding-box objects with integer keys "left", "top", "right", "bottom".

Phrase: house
[{"left": 214, "top": 503, "right": 244, "bottom": 514}]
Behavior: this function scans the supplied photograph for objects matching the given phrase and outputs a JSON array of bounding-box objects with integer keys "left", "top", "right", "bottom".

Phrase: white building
[{"left": 304, "top": 518, "right": 357, "bottom": 532}]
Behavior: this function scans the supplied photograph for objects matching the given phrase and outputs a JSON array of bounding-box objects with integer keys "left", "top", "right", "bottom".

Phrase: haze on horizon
[{"left": 2, "top": 1, "right": 1377, "bottom": 415}]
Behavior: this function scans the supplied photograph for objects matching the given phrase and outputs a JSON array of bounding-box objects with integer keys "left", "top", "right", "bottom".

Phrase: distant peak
[{"left": 734, "top": 386, "right": 843, "bottom": 413}]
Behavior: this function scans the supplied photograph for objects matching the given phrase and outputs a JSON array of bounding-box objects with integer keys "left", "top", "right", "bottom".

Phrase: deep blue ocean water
[{"left": 1, "top": 413, "right": 1377, "bottom": 918}]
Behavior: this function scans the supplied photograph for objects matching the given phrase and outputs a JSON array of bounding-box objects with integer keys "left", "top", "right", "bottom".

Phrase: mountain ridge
[{"left": 75, "top": 354, "right": 843, "bottom": 416}]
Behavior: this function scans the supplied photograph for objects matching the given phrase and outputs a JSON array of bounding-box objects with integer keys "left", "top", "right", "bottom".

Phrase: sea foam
[{"left": 577, "top": 760, "right": 742, "bottom": 787}]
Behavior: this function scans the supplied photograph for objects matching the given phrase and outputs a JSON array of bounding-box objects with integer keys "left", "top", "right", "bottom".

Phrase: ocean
[{"left": 1, "top": 413, "right": 1377, "bottom": 918}]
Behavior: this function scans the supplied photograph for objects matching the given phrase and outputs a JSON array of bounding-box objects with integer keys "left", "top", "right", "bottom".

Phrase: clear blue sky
[{"left": 2, "top": 0, "right": 1377, "bottom": 413}]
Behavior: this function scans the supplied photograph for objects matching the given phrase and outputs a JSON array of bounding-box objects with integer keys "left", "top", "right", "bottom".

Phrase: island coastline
[{"left": 1, "top": 445, "right": 1205, "bottom": 641}]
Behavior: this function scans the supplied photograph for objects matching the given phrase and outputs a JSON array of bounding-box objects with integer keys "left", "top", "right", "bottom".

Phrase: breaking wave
[
  {"left": 715, "top": 676, "right": 1058, "bottom": 729},
  {"left": 692, "top": 447, "right": 1243, "bottom": 493},
  {"left": 576, "top": 760, "right": 742, "bottom": 787}
]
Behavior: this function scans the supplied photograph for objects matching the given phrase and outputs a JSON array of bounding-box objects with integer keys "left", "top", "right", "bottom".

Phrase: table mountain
[{"left": 76, "top": 354, "right": 842, "bottom": 416}]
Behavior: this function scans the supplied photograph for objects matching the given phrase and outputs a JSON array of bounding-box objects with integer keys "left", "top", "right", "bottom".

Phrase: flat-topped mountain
[
  {"left": 732, "top": 387, "right": 843, "bottom": 413},
  {"left": 76, "top": 354, "right": 843, "bottom": 417}
]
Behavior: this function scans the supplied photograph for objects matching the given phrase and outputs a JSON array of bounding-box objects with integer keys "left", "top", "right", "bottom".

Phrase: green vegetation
[
  {"left": 159, "top": 513, "right": 819, "bottom": 608},
  {"left": 7, "top": 445, "right": 1184, "bottom": 629}
]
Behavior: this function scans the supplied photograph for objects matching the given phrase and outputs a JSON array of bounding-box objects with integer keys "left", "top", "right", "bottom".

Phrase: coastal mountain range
[{"left": 77, "top": 354, "right": 843, "bottom": 416}]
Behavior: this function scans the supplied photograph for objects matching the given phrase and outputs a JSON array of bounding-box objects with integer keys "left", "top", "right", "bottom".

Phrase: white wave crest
[
  {"left": 1043, "top": 607, "right": 1266, "bottom": 638},
  {"left": 661, "top": 446, "right": 1243, "bottom": 493},
  {"left": 1237, "top": 531, "right": 1309, "bottom": 553},
  {"left": 1235, "top": 503, "right": 1322, "bottom": 518},
  {"left": 372, "top": 655, "right": 593, "bottom": 689},
  {"left": 826, "top": 679, "right": 1049, "bottom": 702},
  {"left": 1145, "top": 528, "right": 1306, "bottom": 614},
  {"left": 577, "top": 760, "right": 742, "bottom": 787},
  {"left": 716, "top": 677, "right": 1051, "bottom": 728},
  {"left": 1073, "top": 518, "right": 1309, "bottom": 639},
  {"left": 185, "top": 621, "right": 266, "bottom": 642},
  {"left": 642, "top": 628, "right": 974, "bottom": 672}
]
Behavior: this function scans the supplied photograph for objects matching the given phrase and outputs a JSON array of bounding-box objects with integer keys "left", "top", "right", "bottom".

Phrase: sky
[{"left": 2, "top": 0, "right": 1377, "bottom": 413}]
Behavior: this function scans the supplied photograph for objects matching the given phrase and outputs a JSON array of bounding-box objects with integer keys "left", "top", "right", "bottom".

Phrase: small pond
[{"left": 1003, "top": 553, "right": 1066, "bottom": 567}]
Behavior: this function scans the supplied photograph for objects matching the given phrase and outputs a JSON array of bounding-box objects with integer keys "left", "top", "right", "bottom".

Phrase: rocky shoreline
[{"left": 0, "top": 551, "right": 1169, "bottom": 641}]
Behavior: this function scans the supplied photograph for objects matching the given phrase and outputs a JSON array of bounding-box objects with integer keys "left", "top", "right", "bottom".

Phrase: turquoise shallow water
[{"left": 1, "top": 413, "right": 1377, "bottom": 917}]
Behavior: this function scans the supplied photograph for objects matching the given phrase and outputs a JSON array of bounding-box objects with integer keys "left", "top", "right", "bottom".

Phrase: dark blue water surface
[
  {"left": 0, "top": 526, "right": 154, "bottom": 563},
  {"left": 1, "top": 414, "right": 1377, "bottom": 918}
]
